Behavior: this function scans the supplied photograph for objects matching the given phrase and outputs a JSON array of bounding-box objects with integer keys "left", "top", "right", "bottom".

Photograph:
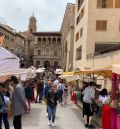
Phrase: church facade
[
  {"left": 33, "top": 32, "right": 62, "bottom": 68},
  {"left": 25, "top": 14, "right": 62, "bottom": 68}
]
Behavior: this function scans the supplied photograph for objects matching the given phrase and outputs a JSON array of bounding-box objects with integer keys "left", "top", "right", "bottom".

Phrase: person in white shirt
[
  {"left": 82, "top": 81, "right": 95, "bottom": 128},
  {"left": 99, "top": 88, "right": 110, "bottom": 104}
]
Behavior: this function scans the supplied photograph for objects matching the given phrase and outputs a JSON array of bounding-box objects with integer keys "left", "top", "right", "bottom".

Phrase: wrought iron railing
[{"left": 87, "top": 44, "right": 120, "bottom": 59}]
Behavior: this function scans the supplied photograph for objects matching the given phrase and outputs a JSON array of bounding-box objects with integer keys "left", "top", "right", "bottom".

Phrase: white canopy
[
  {"left": 54, "top": 69, "right": 63, "bottom": 75},
  {"left": 36, "top": 68, "right": 45, "bottom": 73},
  {"left": 0, "top": 47, "right": 20, "bottom": 72}
]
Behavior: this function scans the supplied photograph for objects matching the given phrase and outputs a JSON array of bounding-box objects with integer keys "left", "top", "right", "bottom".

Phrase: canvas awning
[
  {"left": 0, "top": 47, "right": 20, "bottom": 72},
  {"left": 63, "top": 66, "right": 112, "bottom": 78},
  {"left": 36, "top": 68, "right": 45, "bottom": 73}
]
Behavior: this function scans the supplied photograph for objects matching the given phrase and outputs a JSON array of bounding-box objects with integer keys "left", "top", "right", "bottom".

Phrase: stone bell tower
[{"left": 28, "top": 13, "right": 37, "bottom": 33}]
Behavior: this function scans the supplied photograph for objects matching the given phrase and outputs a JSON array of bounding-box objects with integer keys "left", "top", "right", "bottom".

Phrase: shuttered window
[{"left": 96, "top": 20, "right": 107, "bottom": 31}]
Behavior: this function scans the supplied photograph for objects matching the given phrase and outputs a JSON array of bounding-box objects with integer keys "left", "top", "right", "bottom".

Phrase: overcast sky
[{"left": 0, "top": 0, "right": 76, "bottom": 32}]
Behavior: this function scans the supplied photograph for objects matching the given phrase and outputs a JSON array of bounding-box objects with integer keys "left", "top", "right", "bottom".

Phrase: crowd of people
[
  {"left": 0, "top": 70, "right": 110, "bottom": 129},
  {"left": 0, "top": 73, "right": 69, "bottom": 129}
]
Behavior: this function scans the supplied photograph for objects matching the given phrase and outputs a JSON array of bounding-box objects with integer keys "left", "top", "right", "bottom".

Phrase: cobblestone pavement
[{"left": 8, "top": 102, "right": 100, "bottom": 129}]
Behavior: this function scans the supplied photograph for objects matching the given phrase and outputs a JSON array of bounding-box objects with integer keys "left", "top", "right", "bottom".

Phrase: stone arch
[
  {"left": 57, "top": 38, "right": 61, "bottom": 44},
  {"left": 44, "top": 60, "right": 50, "bottom": 68},
  {"left": 54, "top": 61, "right": 58, "bottom": 68},
  {"left": 43, "top": 37, "right": 46, "bottom": 45},
  {"left": 38, "top": 37, "right": 41, "bottom": 42},
  {"left": 52, "top": 37, "right": 56, "bottom": 44},
  {"left": 48, "top": 37, "right": 51, "bottom": 44}
]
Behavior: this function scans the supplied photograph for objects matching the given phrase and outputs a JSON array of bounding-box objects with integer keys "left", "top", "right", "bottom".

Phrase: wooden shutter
[
  {"left": 107, "top": 0, "right": 113, "bottom": 8},
  {"left": 115, "top": 0, "right": 120, "bottom": 8}
]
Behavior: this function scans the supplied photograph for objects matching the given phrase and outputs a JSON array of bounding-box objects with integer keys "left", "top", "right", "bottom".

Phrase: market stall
[{"left": 0, "top": 47, "right": 20, "bottom": 72}]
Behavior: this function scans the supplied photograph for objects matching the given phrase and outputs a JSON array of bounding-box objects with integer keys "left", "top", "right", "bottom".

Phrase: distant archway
[
  {"left": 54, "top": 61, "right": 58, "bottom": 68},
  {"left": 44, "top": 61, "right": 50, "bottom": 68}
]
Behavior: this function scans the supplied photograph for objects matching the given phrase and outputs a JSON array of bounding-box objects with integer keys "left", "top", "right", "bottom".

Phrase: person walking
[
  {"left": 82, "top": 81, "right": 95, "bottom": 128},
  {"left": 46, "top": 84, "right": 59, "bottom": 127},
  {"left": 64, "top": 83, "right": 68, "bottom": 105},
  {"left": 57, "top": 79, "right": 64, "bottom": 105},
  {"left": 35, "top": 80, "right": 43, "bottom": 103},
  {"left": 0, "top": 84, "right": 10, "bottom": 129},
  {"left": 25, "top": 81, "right": 32, "bottom": 112},
  {"left": 43, "top": 80, "right": 52, "bottom": 116},
  {"left": 9, "top": 76, "right": 28, "bottom": 129}
]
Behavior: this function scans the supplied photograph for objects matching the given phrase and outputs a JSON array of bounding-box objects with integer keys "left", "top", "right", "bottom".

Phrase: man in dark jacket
[{"left": 46, "top": 84, "right": 59, "bottom": 127}]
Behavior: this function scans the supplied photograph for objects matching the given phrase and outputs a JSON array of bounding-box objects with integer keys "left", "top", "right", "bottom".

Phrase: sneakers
[
  {"left": 48, "top": 121, "right": 51, "bottom": 126},
  {"left": 85, "top": 124, "right": 95, "bottom": 128},
  {"left": 48, "top": 121, "right": 55, "bottom": 127},
  {"left": 51, "top": 123, "right": 55, "bottom": 127},
  {"left": 46, "top": 113, "right": 48, "bottom": 117},
  {"left": 88, "top": 124, "right": 95, "bottom": 128},
  {"left": 85, "top": 124, "right": 88, "bottom": 128}
]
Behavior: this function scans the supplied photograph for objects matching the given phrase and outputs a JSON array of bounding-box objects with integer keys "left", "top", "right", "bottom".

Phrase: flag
[{"left": 0, "top": 36, "right": 4, "bottom": 47}]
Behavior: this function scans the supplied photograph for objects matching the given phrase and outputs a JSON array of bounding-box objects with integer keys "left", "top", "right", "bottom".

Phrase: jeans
[
  {"left": 13, "top": 115, "right": 22, "bottom": 129},
  {"left": 36, "top": 91, "right": 42, "bottom": 103},
  {"left": 58, "top": 90, "right": 63, "bottom": 103},
  {"left": 0, "top": 113, "right": 9, "bottom": 129},
  {"left": 48, "top": 106, "right": 56, "bottom": 123}
]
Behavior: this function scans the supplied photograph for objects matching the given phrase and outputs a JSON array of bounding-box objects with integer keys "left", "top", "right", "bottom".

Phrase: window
[
  {"left": 28, "top": 48, "right": 30, "bottom": 52},
  {"left": 76, "top": 46, "right": 82, "bottom": 60},
  {"left": 54, "top": 61, "right": 58, "bottom": 67},
  {"left": 43, "top": 37, "right": 46, "bottom": 44},
  {"left": 48, "top": 38, "right": 51, "bottom": 44},
  {"left": 76, "top": 15, "right": 80, "bottom": 25},
  {"left": 36, "top": 61, "right": 40, "bottom": 65},
  {"left": 76, "top": 7, "right": 85, "bottom": 25},
  {"left": 80, "top": 27, "right": 83, "bottom": 37},
  {"left": 76, "top": 32, "right": 79, "bottom": 41},
  {"left": 28, "top": 41, "right": 30, "bottom": 47},
  {"left": 97, "top": 0, "right": 106, "bottom": 8},
  {"left": 54, "top": 50, "right": 58, "bottom": 56},
  {"left": 80, "top": 7, "right": 84, "bottom": 18},
  {"left": 24, "top": 41, "right": 26, "bottom": 46},
  {"left": 115, "top": 0, "right": 120, "bottom": 8},
  {"left": 78, "top": 0, "right": 84, "bottom": 11},
  {"left": 38, "top": 37, "right": 41, "bottom": 42},
  {"left": 97, "top": 0, "right": 113, "bottom": 8},
  {"left": 57, "top": 38, "right": 61, "bottom": 44},
  {"left": 38, "top": 50, "right": 41, "bottom": 55},
  {"left": 96, "top": 20, "right": 107, "bottom": 31},
  {"left": 52, "top": 38, "right": 56, "bottom": 44}
]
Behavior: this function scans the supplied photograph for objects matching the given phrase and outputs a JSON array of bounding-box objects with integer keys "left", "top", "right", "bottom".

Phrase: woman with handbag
[{"left": 0, "top": 84, "right": 10, "bottom": 129}]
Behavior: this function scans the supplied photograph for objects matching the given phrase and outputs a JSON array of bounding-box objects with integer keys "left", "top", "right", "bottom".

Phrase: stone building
[
  {"left": 73, "top": 0, "right": 120, "bottom": 70},
  {"left": 0, "top": 24, "right": 16, "bottom": 53},
  {"left": 22, "top": 14, "right": 36, "bottom": 66},
  {"left": 33, "top": 32, "right": 62, "bottom": 68},
  {"left": 60, "top": 3, "right": 75, "bottom": 72},
  {"left": 0, "top": 24, "right": 32, "bottom": 67}
]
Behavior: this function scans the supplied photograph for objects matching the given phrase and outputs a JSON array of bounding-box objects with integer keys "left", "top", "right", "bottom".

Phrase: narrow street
[{"left": 8, "top": 102, "right": 100, "bottom": 129}]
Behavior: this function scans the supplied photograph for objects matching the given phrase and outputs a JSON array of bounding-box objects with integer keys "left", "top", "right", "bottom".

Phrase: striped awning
[{"left": 0, "top": 75, "right": 11, "bottom": 83}]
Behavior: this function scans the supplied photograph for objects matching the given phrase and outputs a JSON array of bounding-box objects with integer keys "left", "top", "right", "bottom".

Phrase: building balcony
[
  {"left": 86, "top": 48, "right": 120, "bottom": 68},
  {"left": 34, "top": 55, "right": 61, "bottom": 59},
  {"left": 87, "top": 44, "right": 120, "bottom": 60}
]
